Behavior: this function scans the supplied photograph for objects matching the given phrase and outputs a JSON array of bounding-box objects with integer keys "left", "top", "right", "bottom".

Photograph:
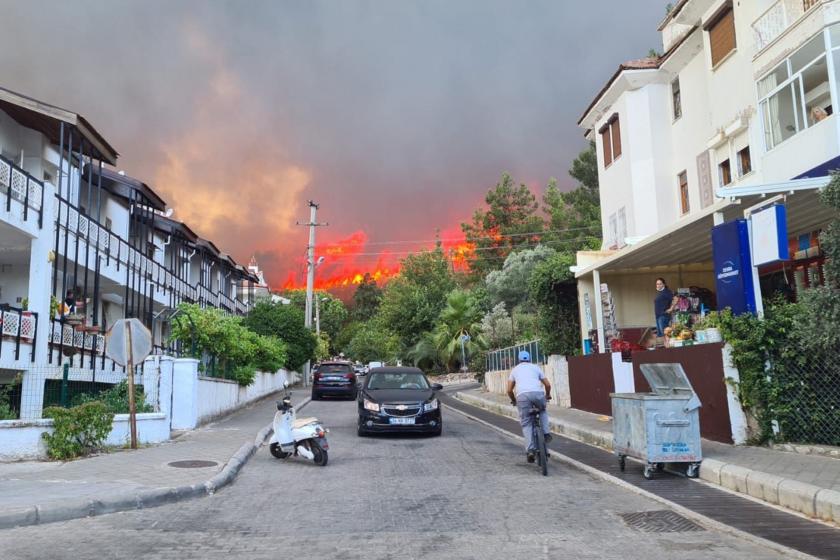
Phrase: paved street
[{"left": 0, "top": 397, "right": 792, "bottom": 559}]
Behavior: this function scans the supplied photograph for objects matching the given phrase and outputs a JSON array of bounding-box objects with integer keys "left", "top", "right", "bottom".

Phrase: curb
[
  {"left": 455, "top": 390, "right": 840, "bottom": 527},
  {"left": 443, "top": 400, "right": 821, "bottom": 560},
  {"left": 0, "top": 395, "right": 311, "bottom": 530}
]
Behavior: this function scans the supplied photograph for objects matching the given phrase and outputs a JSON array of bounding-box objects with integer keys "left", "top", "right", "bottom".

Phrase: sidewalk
[
  {"left": 456, "top": 387, "right": 840, "bottom": 525},
  {"left": 0, "top": 388, "right": 309, "bottom": 528}
]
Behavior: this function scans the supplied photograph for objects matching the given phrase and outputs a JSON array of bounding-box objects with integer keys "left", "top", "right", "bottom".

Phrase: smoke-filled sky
[{"left": 1, "top": 0, "right": 665, "bottom": 289}]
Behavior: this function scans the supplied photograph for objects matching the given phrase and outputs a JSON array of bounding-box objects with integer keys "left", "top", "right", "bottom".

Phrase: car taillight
[
  {"left": 314, "top": 372, "right": 322, "bottom": 381},
  {"left": 343, "top": 373, "right": 354, "bottom": 379}
]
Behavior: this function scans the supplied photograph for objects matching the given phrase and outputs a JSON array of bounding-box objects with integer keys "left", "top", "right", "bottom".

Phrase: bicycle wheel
[{"left": 535, "top": 422, "right": 547, "bottom": 476}]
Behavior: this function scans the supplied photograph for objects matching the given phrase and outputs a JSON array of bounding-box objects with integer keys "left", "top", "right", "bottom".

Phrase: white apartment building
[
  {"left": 0, "top": 86, "right": 258, "bottom": 418},
  {"left": 575, "top": 0, "right": 839, "bottom": 352}
]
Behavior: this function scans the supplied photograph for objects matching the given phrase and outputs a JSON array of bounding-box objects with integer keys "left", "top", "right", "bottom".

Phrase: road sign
[
  {"left": 106, "top": 318, "right": 152, "bottom": 367},
  {"left": 105, "top": 319, "right": 152, "bottom": 449}
]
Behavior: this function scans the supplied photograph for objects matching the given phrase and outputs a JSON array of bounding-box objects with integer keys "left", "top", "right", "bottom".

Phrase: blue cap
[{"left": 518, "top": 350, "right": 531, "bottom": 362}]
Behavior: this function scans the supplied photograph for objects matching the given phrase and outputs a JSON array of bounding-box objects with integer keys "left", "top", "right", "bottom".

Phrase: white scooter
[{"left": 269, "top": 393, "right": 329, "bottom": 466}]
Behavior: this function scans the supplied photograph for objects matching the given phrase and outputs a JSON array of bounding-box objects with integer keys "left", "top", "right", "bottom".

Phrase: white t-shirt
[{"left": 508, "top": 363, "right": 546, "bottom": 396}]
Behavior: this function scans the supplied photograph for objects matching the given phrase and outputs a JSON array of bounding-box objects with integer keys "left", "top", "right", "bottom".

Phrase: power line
[{"left": 318, "top": 225, "right": 601, "bottom": 248}]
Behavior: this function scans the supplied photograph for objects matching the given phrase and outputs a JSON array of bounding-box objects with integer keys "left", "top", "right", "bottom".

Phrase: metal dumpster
[{"left": 611, "top": 363, "right": 702, "bottom": 479}]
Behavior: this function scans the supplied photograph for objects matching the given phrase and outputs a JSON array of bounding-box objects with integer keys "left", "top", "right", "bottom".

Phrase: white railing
[
  {"left": 753, "top": 0, "right": 817, "bottom": 53},
  {"left": 49, "top": 321, "right": 105, "bottom": 353},
  {"left": 0, "top": 156, "right": 44, "bottom": 227}
]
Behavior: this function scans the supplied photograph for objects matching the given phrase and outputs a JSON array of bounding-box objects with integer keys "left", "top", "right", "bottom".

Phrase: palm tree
[{"left": 431, "top": 290, "right": 487, "bottom": 371}]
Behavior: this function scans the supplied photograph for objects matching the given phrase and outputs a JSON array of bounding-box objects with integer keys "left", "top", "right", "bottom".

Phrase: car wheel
[
  {"left": 431, "top": 425, "right": 442, "bottom": 437},
  {"left": 311, "top": 391, "right": 320, "bottom": 401},
  {"left": 269, "top": 443, "right": 290, "bottom": 459},
  {"left": 357, "top": 424, "right": 368, "bottom": 437}
]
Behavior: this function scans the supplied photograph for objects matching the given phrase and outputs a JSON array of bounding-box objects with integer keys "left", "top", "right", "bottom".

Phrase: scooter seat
[{"left": 293, "top": 417, "right": 319, "bottom": 429}]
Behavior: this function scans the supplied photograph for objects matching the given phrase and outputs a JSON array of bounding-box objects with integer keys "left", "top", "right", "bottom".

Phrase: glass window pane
[
  {"left": 764, "top": 84, "right": 798, "bottom": 146},
  {"left": 758, "top": 62, "right": 789, "bottom": 98},
  {"left": 762, "top": 100, "right": 773, "bottom": 149},
  {"left": 791, "top": 34, "right": 826, "bottom": 74},
  {"left": 794, "top": 78, "right": 805, "bottom": 131},
  {"left": 802, "top": 55, "right": 831, "bottom": 125}
]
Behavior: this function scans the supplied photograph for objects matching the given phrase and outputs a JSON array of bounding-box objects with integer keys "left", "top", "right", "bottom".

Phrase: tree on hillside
[
  {"left": 542, "top": 143, "right": 601, "bottom": 252},
  {"left": 346, "top": 321, "right": 401, "bottom": 364},
  {"left": 377, "top": 248, "right": 455, "bottom": 350},
  {"left": 352, "top": 273, "right": 382, "bottom": 321},
  {"left": 485, "top": 245, "right": 556, "bottom": 311},
  {"left": 461, "top": 173, "right": 544, "bottom": 278},
  {"left": 481, "top": 303, "right": 514, "bottom": 349},
  {"left": 243, "top": 301, "right": 317, "bottom": 371}
]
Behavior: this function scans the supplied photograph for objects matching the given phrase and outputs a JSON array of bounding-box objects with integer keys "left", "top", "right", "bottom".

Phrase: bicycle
[{"left": 527, "top": 402, "right": 549, "bottom": 476}]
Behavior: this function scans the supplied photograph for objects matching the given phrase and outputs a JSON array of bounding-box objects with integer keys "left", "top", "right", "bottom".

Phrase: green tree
[
  {"left": 542, "top": 144, "right": 601, "bottom": 252},
  {"left": 528, "top": 252, "right": 580, "bottom": 355},
  {"left": 485, "top": 245, "right": 556, "bottom": 311},
  {"left": 347, "top": 321, "right": 401, "bottom": 364},
  {"left": 280, "top": 290, "right": 348, "bottom": 344},
  {"left": 377, "top": 248, "right": 455, "bottom": 350},
  {"left": 352, "top": 273, "right": 382, "bottom": 321},
  {"left": 409, "top": 290, "right": 486, "bottom": 371},
  {"left": 480, "top": 302, "right": 514, "bottom": 349},
  {"left": 243, "top": 301, "right": 317, "bottom": 371},
  {"left": 461, "top": 173, "right": 544, "bottom": 277}
]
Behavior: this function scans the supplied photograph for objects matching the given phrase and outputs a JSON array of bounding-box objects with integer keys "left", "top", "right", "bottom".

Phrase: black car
[
  {"left": 357, "top": 367, "right": 443, "bottom": 436},
  {"left": 312, "top": 361, "right": 358, "bottom": 400}
]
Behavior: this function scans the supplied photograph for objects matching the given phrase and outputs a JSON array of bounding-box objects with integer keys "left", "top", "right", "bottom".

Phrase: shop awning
[{"left": 576, "top": 177, "right": 835, "bottom": 277}]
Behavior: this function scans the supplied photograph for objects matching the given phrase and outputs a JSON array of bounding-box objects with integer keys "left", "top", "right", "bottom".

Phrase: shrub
[
  {"left": 42, "top": 402, "right": 114, "bottom": 460},
  {"left": 72, "top": 381, "right": 155, "bottom": 414},
  {"left": 231, "top": 365, "right": 257, "bottom": 386}
]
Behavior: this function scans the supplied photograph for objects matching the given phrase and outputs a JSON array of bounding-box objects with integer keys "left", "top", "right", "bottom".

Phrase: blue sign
[{"left": 712, "top": 219, "right": 757, "bottom": 315}]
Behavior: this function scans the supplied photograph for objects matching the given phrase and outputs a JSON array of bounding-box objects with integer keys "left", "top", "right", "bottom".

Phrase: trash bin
[{"left": 611, "top": 363, "right": 702, "bottom": 479}]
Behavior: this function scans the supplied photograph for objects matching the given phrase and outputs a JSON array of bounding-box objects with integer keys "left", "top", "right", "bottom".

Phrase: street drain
[
  {"left": 168, "top": 460, "right": 218, "bottom": 469},
  {"left": 619, "top": 511, "right": 705, "bottom": 533}
]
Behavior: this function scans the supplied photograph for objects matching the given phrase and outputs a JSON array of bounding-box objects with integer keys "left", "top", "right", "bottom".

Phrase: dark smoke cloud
[{"left": 0, "top": 0, "right": 665, "bottom": 286}]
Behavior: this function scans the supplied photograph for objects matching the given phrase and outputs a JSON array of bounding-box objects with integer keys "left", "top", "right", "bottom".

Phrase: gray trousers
[{"left": 516, "top": 392, "right": 549, "bottom": 452}]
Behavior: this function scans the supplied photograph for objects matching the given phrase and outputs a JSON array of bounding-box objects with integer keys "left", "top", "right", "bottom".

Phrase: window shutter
[
  {"left": 708, "top": 7, "right": 736, "bottom": 67},
  {"left": 601, "top": 129, "right": 612, "bottom": 166},
  {"left": 610, "top": 118, "right": 622, "bottom": 159}
]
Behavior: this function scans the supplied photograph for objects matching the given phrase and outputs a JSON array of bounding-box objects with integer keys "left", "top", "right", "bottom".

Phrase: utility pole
[{"left": 296, "top": 201, "right": 327, "bottom": 385}]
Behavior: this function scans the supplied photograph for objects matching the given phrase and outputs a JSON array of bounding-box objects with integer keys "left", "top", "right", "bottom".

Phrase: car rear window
[
  {"left": 320, "top": 364, "right": 352, "bottom": 374},
  {"left": 367, "top": 372, "right": 429, "bottom": 390}
]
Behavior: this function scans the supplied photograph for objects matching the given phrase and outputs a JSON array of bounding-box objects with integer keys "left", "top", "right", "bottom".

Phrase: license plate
[
  {"left": 389, "top": 417, "right": 415, "bottom": 425},
  {"left": 325, "top": 376, "right": 343, "bottom": 382}
]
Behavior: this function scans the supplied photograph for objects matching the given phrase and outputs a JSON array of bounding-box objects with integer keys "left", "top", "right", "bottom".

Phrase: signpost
[{"left": 105, "top": 318, "right": 152, "bottom": 449}]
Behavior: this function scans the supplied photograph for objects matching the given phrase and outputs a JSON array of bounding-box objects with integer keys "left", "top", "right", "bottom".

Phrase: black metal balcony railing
[
  {"left": 0, "top": 306, "right": 38, "bottom": 362},
  {"left": 0, "top": 155, "right": 45, "bottom": 228}
]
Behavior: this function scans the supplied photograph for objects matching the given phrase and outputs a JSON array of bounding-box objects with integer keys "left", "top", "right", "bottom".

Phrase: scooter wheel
[
  {"left": 311, "top": 441, "right": 328, "bottom": 467},
  {"left": 269, "top": 442, "right": 290, "bottom": 459}
]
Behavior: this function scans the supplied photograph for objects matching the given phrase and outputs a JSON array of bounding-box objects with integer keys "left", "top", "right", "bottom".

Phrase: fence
[
  {"left": 0, "top": 363, "right": 155, "bottom": 421},
  {"left": 485, "top": 340, "right": 546, "bottom": 372},
  {"left": 0, "top": 307, "right": 37, "bottom": 363},
  {"left": 772, "top": 354, "right": 840, "bottom": 446}
]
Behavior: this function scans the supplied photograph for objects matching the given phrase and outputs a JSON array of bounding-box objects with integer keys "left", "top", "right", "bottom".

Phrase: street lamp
[{"left": 315, "top": 296, "right": 328, "bottom": 335}]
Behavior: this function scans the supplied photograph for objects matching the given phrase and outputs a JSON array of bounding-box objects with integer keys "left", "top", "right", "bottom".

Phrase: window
[
  {"left": 706, "top": 5, "right": 736, "bottom": 67},
  {"left": 672, "top": 78, "right": 682, "bottom": 120},
  {"left": 608, "top": 212, "right": 618, "bottom": 248},
  {"left": 599, "top": 114, "right": 622, "bottom": 168},
  {"left": 759, "top": 32, "right": 831, "bottom": 150},
  {"left": 737, "top": 146, "right": 752, "bottom": 176},
  {"left": 105, "top": 217, "right": 112, "bottom": 231},
  {"left": 678, "top": 171, "right": 690, "bottom": 215},
  {"left": 719, "top": 159, "right": 732, "bottom": 186}
]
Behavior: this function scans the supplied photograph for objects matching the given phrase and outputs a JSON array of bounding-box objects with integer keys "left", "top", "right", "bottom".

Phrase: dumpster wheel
[
  {"left": 687, "top": 463, "right": 700, "bottom": 478},
  {"left": 618, "top": 455, "right": 626, "bottom": 472},
  {"left": 643, "top": 464, "right": 655, "bottom": 480}
]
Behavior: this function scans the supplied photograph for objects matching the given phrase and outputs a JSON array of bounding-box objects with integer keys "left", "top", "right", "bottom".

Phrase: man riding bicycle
[{"left": 506, "top": 350, "right": 552, "bottom": 463}]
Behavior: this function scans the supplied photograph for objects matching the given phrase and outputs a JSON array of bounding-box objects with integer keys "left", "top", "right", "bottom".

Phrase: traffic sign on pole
[{"left": 105, "top": 318, "right": 152, "bottom": 449}]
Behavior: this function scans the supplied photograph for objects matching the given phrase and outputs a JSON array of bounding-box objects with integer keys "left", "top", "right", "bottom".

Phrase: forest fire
[{"left": 281, "top": 228, "right": 474, "bottom": 290}]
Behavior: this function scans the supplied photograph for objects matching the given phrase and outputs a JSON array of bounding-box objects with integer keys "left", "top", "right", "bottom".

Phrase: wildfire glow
[{"left": 281, "top": 227, "right": 475, "bottom": 291}]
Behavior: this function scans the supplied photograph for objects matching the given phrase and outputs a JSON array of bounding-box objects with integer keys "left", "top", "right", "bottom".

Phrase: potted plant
[{"left": 701, "top": 311, "right": 723, "bottom": 343}]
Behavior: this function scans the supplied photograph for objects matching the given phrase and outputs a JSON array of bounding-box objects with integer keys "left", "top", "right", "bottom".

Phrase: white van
[{"left": 367, "top": 361, "right": 384, "bottom": 372}]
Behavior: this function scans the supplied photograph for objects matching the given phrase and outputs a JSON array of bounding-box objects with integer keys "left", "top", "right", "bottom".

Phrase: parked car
[
  {"left": 357, "top": 367, "right": 443, "bottom": 436},
  {"left": 312, "top": 361, "right": 357, "bottom": 400},
  {"left": 367, "top": 361, "right": 384, "bottom": 370},
  {"left": 353, "top": 363, "right": 366, "bottom": 376}
]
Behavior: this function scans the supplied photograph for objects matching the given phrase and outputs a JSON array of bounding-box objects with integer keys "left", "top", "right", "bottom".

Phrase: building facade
[
  {"left": 0, "top": 86, "right": 258, "bottom": 418},
  {"left": 576, "top": 0, "right": 839, "bottom": 352}
]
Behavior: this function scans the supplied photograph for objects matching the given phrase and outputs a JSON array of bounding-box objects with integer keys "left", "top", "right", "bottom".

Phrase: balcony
[
  {"left": 0, "top": 307, "right": 37, "bottom": 363},
  {"left": 753, "top": 0, "right": 822, "bottom": 53},
  {"left": 0, "top": 155, "right": 44, "bottom": 231}
]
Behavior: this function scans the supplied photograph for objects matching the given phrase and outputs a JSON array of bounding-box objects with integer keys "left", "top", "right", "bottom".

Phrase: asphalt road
[{"left": 0, "top": 397, "right": 792, "bottom": 559}]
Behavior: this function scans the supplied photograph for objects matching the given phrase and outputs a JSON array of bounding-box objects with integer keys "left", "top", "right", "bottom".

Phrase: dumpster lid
[{"left": 639, "top": 363, "right": 695, "bottom": 395}]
